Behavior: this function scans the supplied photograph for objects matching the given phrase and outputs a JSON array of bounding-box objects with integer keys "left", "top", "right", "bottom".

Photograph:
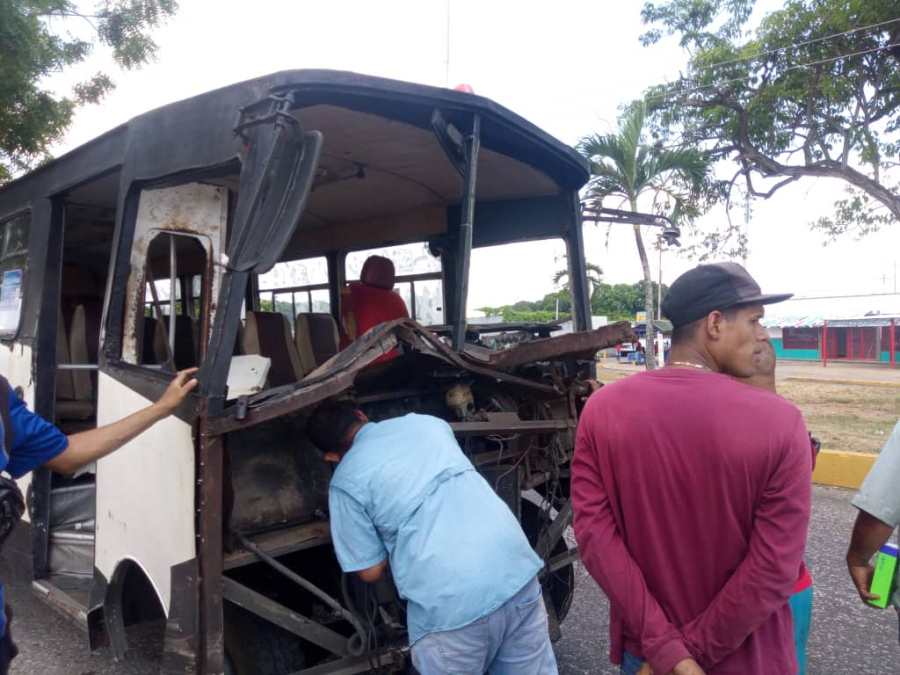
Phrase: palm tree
[
  {"left": 552, "top": 262, "right": 604, "bottom": 295},
  {"left": 578, "top": 101, "right": 708, "bottom": 369}
]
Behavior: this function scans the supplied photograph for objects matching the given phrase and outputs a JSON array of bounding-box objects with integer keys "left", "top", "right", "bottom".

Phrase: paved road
[{"left": 4, "top": 486, "right": 899, "bottom": 674}]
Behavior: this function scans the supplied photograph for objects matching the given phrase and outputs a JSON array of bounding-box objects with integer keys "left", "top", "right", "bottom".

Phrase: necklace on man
[{"left": 670, "top": 361, "right": 710, "bottom": 371}]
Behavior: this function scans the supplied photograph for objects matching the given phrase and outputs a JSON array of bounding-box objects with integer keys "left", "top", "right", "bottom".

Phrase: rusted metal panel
[
  {"left": 449, "top": 418, "right": 572, "bottom": 437},
  {"left": 223, "top": 521, "right": 330, "bottom": 571},
  {"left": 122, "top": 183, "right": 227, "bottom": 365},
  {"left": 208, "top": 319, "right": 561, "bottom": 436},
  {"left": 475, "top": 321, "right": 634, "bottom": 370},
  {"left": 294, "top": 650, "right": 407, "bottom": 675},
  {"left": 221, "top": 577, "right": 349, "bottom": 657},
  {"left": 161, "top": 558, "right": 200, "bottom": 674},
  {"left": 196, "top": 414, "right": 225, "bottom": 674}
]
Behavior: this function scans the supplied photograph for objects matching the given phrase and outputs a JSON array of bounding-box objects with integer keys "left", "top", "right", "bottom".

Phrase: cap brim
[{"left": 737, "top": 293, "right": 793, "bottom": 306}]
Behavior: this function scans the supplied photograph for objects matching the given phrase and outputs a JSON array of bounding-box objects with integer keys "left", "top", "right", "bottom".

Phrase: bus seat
[
  {"left": 294, "top": 313, "right": 339, "bottom": 375},
  {"left": 241, "top": 311, "right": 303, "bottom": 387},
  {"left": 69, "top": 302, "right": 101, "bottom": 404},
  {"left": 56, "top": 307, "right": 76, "bottom": 402},
  {"left": 141, "top": 316, "right": 168, "bottom": 365},
  {"left": 340, "top": 256, "right": 408, "bottom": 363},
  {"left": 154, "top": 315, "right": 198, "bottom": 370},
  {"left": 56, "top": 310, "right": 94, "bottom": 422}
]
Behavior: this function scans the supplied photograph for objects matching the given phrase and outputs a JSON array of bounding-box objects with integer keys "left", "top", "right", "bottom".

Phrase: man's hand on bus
[
  {"left": 45, "top": 368, "right": 199, "bottom": 475},
  {"left": 154, "top": 368, "right": 200, "bottom": 416}
]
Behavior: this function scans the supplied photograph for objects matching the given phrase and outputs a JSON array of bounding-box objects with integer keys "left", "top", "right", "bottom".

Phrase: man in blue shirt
[
  {"left": 307, "top": 402, "right": 558, "bottom": 675},
  {"left": 0, "top": 368, "right": 198, "bottom": 673}
]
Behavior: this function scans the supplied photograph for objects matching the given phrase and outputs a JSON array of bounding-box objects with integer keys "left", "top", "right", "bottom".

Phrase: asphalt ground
[{"left": 3, "top": 485, "right": 898, "bottom": 674}]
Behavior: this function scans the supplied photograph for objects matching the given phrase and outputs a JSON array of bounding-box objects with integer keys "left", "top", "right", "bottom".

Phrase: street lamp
[{"left": 581, "top": 205, "right": 681, "bottom": 367}]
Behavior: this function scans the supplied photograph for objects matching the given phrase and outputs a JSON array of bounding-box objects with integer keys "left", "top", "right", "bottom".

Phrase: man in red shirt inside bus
[
  {"left": 340, "top": 255, "right": 409, "bottom": 363},
  {"left": 572, "top": 263, "right": 812, "bottom": 675}
]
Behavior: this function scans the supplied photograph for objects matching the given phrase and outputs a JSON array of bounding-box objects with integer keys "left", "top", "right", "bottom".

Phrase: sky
[{"left": 44, "top": 0, "right": 900, "bottom": 320}]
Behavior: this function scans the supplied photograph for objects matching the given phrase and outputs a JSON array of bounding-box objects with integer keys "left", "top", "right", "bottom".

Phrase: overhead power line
[
  {"left": 644, "top": 41, "right": 900, "bottom": 106},
  {"left": 686, "top": 16, "right": 900, "bottom": 76}
]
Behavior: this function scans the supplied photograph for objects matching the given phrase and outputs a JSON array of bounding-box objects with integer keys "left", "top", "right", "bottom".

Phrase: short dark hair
[{"left": 306, "top": 400, "right": 361, "bottom": 453}]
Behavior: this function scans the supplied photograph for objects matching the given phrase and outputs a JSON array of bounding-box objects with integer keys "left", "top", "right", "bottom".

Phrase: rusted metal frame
[
  {"left": 565, "top": 191, "right": 592, "bottom": 333},
  {"left": 293, "top": 650, "right": 407, "bottom": 675},
  {"left": 453, "top": 115, "right": 480, "bottom": 351},
  {"left": 223, "top": 521, "right": 330, "bottom": 570},
  {"left": 431, "top": 109, "right": 480, "bottom": 351},
  {"left": 544, "top": 547, "right": 580, "bottom": 575},
  {"left": 221, "top": 577, "right": 349, "bottom": 657},
  {"left": 535, "top": 499, "right": 573, "bottom": 560},
  {"left": 483, "top": 321, "right": 634, "bottom": 370},
  {"left": 196, "top": 412, "right": 225, "bottom": 674},
  {"left": 450, "top": 419, "right": 572, "bottom": 437},
  {"left": 208, "top": 320, "right": 558, "bottom": 435}
]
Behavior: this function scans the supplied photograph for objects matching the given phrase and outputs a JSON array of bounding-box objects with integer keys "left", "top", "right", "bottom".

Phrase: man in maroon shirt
[{"left": 572, "top": 263, "right": 812, "bottom": 675}]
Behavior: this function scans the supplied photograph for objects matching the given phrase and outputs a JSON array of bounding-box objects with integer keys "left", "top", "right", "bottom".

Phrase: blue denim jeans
[
  {"left": 620, "top": 651, "right": 643, "bottom": 675},
  {"left": 411, "top": 576, "right": 558, "bottom": 675},
  {"left": 789, "top": 586, "right": 813, "bottom": 675}
]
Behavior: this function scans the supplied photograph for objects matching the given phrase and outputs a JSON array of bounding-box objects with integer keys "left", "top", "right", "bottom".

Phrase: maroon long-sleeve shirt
[{"left": 572, "top": 368, "right": 811, "bottom": 675}]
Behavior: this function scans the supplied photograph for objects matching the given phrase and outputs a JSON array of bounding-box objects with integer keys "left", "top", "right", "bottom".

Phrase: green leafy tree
[
  {"left": 1, "top": 0, "right": 178, "bottom": 181},
  {"left": 579, "top": 102, "right": 709, "bottom": 368},
  {"left": 641, "top": 0, "right": 900, "bottom": 243},
  {"left": 590, "top": 281, "right": 668, "bottom": 322}
]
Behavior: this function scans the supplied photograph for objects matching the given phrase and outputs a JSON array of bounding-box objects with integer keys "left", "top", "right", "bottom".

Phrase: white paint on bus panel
[{"left": 94, "top": 372, "right": 195, "bottom": 615}]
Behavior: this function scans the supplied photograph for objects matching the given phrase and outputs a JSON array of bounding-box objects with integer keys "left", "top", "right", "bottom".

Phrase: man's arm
[
  {"left": 846, "top": 510, "right": 894, "bottom": 604},
  {"left": 328, "top": 487, "right": 388, "bottom": 583},
  {"left": 680, "top": 416, "right": 812, "bottom": 669},
  {"left": 847, "top": 421, "right": 900, "bottom": 604},
  {"left": 44, "top": 369, "right": 198, "bottom": 475},
  {"left": 571, "top": 415, "right": 702, "bottom": 675},
  {"left": 357, "top": 559, "right": 388, "bottom": 583}
]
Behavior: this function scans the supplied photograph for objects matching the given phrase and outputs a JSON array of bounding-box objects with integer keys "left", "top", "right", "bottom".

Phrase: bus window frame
[
  {"left": 341, "top": 242, "right": 445, "bottom": 325},
  {"left": 0, "top": 209, "right": 30, "bottom": 342}
]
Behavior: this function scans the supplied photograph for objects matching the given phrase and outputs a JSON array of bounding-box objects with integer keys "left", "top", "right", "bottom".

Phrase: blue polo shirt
[
  {"left": 328, "top": 413, "right": 542, "bottom": 644},
  {"left": 0, "top": 386, "right": 69, "bottom": 635}
]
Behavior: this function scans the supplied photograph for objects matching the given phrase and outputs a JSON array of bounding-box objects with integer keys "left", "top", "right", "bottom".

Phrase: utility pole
[{"left": 656, "top": 235, "right": 664, "bottom": 365}]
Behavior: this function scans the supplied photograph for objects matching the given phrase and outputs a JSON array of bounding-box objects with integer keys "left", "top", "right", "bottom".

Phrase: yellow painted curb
[{"left": 812, "top": 450, "right": 878, "bottom": 489}]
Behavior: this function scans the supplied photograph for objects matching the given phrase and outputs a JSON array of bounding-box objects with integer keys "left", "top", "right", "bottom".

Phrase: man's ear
[
  {"left": 705, "top": 310, "right": 725, "bottom": 341},
  {"left": 354, "top": 409, "right": 369, "bottom": 424}
]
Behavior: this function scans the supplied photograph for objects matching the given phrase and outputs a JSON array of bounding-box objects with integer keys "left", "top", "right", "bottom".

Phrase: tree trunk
[{"left": 632, "top": 221, "right": 657, "bottom": 370}]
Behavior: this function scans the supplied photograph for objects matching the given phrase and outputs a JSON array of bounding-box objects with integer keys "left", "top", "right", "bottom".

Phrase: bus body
[{"left": 0, "top": 70, "right": 631, "bottom": 674}]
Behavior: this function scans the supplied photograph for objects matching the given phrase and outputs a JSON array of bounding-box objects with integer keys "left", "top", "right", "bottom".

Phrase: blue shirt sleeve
[
  {"left": 328, "top": 486, "right": 387, "bottom": 572},
  {"left": 5, "top": 388, "right": 69, "bottom": 479}
]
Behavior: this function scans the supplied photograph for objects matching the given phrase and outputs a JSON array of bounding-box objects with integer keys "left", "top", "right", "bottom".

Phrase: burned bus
[{"left": 0, "top": 70, "right": 631, "bottom": 673}]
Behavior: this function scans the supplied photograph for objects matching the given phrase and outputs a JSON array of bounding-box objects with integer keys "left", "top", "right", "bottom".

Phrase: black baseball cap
[{"left": 661, "top": 262, "right": 792, "bottom": 329}]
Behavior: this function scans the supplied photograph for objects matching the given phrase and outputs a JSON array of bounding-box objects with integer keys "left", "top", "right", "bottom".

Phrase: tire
[
  {"left": 224, "top": 603, "right": 306, "bottom": 675},
  {"left": 519, "top": 497, "right": 575, "bottom": 629}
]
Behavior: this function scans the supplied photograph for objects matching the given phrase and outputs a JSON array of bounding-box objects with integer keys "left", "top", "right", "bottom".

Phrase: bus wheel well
[{"left": 104, "top": 560, "right": 166, "bottom": 660}]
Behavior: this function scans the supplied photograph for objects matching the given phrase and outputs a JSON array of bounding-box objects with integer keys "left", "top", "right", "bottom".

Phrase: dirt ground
[{"left": 595, "top": 360, "right": 899, "bottom": 454}]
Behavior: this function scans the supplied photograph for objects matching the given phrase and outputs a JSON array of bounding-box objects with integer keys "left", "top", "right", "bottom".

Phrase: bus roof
[{"left": 0, "top": 69, "right": 589, "bottom": 202}]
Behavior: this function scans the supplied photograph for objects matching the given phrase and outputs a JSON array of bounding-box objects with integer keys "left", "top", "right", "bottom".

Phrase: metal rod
[
  {"left": 234, "top": 532, "right": 367, "bottom": 655},
  {"left": 56, "top": 364, "right": 99, "bottom": 371},
  {"left": 453, "top": 114, "right": 480, "bottom": 351},
  {"left": 168, "top": 234, "right": 177, "bottom": 352}
]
